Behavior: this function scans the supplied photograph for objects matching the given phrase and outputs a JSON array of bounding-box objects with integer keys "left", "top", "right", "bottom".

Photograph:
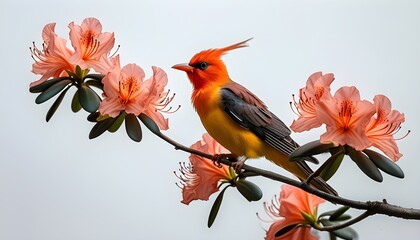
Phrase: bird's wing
[
  {"left": 221, "top": 83, "right": 338, "bottom": 196},
  {"left": 220, "top": 82, "right": 318, "bottom": 164}
]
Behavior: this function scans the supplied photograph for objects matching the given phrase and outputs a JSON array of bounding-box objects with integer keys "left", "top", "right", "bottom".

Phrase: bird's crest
[{"left": 189, "top": 38, "right": 253, "bottom": 65}]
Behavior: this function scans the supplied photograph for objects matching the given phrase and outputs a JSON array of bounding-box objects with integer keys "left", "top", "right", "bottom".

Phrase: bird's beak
[{"left": 172, "top": 63, "right": 194, "bottom": 73}]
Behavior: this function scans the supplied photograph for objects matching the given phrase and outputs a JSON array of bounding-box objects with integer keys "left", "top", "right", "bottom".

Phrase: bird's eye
[{"left": 198, "top": 62, "right": 208, "bottom": 70}]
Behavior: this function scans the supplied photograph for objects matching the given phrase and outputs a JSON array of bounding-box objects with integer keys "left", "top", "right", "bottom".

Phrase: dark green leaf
[
  {"left": 46, "top": 86, "right": 70, "bottom": 122},
  {"left": 78, "top": 85, "right": 100, "bottom": 113},
  {"left": 274, "top": 223, "right": 300, "bottom": 237},
  {"left": 289, "top": 140, "right": 335, "bottom": 161},
  {"left": 329, "top": 232, "right": 338, "bottom": 240},
  {"left": 235, "top": 179, "right": 263, "bottom": 202},
  {"left": 320, "top": 219, "right": 358, "bottom": 240},
  {"left": 89, "top": 117, "right": 117, "bottom": 139},
  {"left": 347, "top": 147, "right": 383, "bottom": 182},
  {"left": 319, "top": 210, "right": 337, "bottom": 218},
  {"left": 125, "top": 114, "right": 142, "bottom": 142},
  {"left": 75, "top": 65, "right": 82, "bottom": 78},
  {"left": 87, "top": 112, "right": 100, "bottom": 122},
  {"left": 320, "top": 153, "right": 344, "bottom": 181},
  {"left": 71, "top": 89, "right": 82, "bottom": 113},
  {"left": 108, "top": 112, "right": 126, "bottom": 133},
  {"left": 84, "top": 73, "right": 105, "bottom": 81},
  {"left": 329, "top": 206, "right": 350, "bottom": 221},
  {"left": 35, "top": 80, "right": 73, "bottom": 104},
  {"left": 30, "top": 77, "right": 72, "bottom": 93},
  {"left": 85, "top": 80, "right": 104, "bottom": 90},
  {"left": 363, "top": 149, "right": 404, "bottom": 178},
  {"left": 331, "top": 214, "right": 352, "bottom": 222},
  {"left": 208, "top": 186, "right": 229, "bottom": 228},
  {"left": 338, "top": 227, "right": 359, "bottom": 239},
  {"left": 138, "top": 113, "right": 161, "bottom": 135}
]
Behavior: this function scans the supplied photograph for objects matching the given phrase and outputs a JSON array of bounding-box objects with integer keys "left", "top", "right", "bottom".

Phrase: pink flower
[
  {"left": 68, "top": 17, "right": 115, "bottom": 74},
  {"left": 30, "top": 23, "right": 75, "bottom": 87},
  {"left": 99, "top": 62, "right": 148, "bottom": 117},
  {"left": 99, "top": 61, "right": 173, "bottom": 130},
  {"left": 261, "top": 185, "right": 324, "bottom": 240},
  {"left": 176, "top": 133, "right": 236, "bottom": 205},
  {"left": 316, "top": 86, "right": 375, "bottom": 151},
  {"left": 140, "top": 66, "right": 174, "bottom": 130},
  {"left": 290, "top": 72, "right": 335, "bottom": 132},
  {"left": 365, "top": 95, "right": 405, "bottom": 161}
]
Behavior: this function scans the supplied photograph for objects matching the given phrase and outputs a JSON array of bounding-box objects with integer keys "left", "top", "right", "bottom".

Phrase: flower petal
[{"left": 366, "top": 95, "right": 405, "bottom": 161}]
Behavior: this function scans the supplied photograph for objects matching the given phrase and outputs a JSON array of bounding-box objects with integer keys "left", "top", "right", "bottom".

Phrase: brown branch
[{"left": 154, "top": 131, "right": 420, "bottom": 220}]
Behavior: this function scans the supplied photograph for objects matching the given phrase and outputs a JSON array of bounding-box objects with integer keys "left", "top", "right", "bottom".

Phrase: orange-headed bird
[{"left": 172, "top": 39, "right": 336, "bottom": 195}]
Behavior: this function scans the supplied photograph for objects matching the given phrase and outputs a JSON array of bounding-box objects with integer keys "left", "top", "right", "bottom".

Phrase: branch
[
  {"left": 153, "top": 130, "right": 420, "bottom": 220},
  {"left": 315, "top": 211, "right": 372, "bottom": 231}
]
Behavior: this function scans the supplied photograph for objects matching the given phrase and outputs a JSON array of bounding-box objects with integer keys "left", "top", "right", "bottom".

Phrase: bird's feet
[
  {"left": 231, "top": 156, "right": 248, "bottom": 174},
  {"left": 211, "top": 153, "right": 237, "bottom": 168}
]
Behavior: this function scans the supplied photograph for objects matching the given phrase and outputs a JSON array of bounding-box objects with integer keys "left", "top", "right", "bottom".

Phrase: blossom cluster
[
  {"left": 30, "top": 17, "right": 173, "bottom": 131},
  {"left": 290, "top": 72, "right": 406, "bottom": 161}
]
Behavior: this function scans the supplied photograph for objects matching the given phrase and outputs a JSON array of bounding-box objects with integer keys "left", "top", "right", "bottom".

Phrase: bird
[{"left": 172, "top": 38, "right": 337, "bottom": 196}]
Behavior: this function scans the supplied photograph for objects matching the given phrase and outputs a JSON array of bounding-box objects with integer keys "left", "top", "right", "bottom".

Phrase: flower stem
[{"left": 315, "top": 210, "right": 372, "bottom": 231}]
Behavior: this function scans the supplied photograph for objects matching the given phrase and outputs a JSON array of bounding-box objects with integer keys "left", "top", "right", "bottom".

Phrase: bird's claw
[
  {"left": 212, "top": 153, "right": 237, "bottom": 168},
  {"left": 231, "top": 161, "right": 245, "bottom": 174},
  {"left": 231, "top": 156, "right": 248, "bottom": 174}
]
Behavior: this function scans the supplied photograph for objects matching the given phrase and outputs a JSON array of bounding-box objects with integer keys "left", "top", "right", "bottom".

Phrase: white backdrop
[{"left": 1, "top": 0, "right": 419, "bottom": 239}]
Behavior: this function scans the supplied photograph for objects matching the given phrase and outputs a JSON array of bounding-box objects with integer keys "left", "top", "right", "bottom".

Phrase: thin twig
[{"left": 315, "top": 210, "right": 373, "bottom": 231}]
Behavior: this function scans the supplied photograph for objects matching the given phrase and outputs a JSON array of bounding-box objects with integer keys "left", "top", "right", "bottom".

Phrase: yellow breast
[{"left": 192, "top": 86, "right": 265, "bottom": 158}]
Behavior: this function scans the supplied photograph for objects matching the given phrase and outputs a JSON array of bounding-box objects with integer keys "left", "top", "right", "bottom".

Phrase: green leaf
[
  {"left": 289, "top": 140, "right": 335, "bottom": 161},
  {"left": 331, "top": 214, "right": 352, "bottom": 222},
  {"left": 329, "top": 232, "right": 338, "bottom": 240},
  {"left": 320, "top": 153, "right": 344, "bottom": 181},
  {"left": 274, "top": 223, "right": 300, "bottom": 237},
  {"left": 78, "top": 85, "right": 100, "bottom": 113},
  {"left": 125, "top": 114, "right": 142, "bottom": 142},
  {"left": 84, "top": 73, "right": 105, "bottom": 81},
  {"left": 208, "top": 186, "right": 229, "bottom": 228},
  {"left": 46, "top": 86, "right": 70, "bottom": 122},
  {"left": 71, "top": 89, "right": 82, "bottom": 113},
  {"left": 363, "top": 149, "right": 404, "bottom": 178},
  {"left": 30, "top": 77, "right": 72, "bottom": 93},
  {"left": 138, "top": 113, "right": 161, "bottom": 135},
  {"left": 347, "top": 147, "right": 383, "bottom": 182},
  {"left": 75, "top": 65, "right": 82, "bottom": 78},
  {"left": 320, "top": 219, "right": 358, "bottom": 240},
  {"left": 85, "top": 80, "right": 104, "bottom": 90},
  {"left": 89, "top": 117, "right": 116, "bottom": 139},
  {"left": 235, "top": 179, "right": 263, "bottom": 202},
  {"left": 329, "top": 206, "right": 350, "bottom": 221},
  {"left": 108, "top": 112, "right": 126, "bottom": 133},
  {"left": 35, "top": 79, "right": 73, "bottom": 104},
  {"left": 87, "top": 112, "right": 100, "bottom": 122},
  {"left": 319, "top": 209, "right": 337, "bottom": 218}
]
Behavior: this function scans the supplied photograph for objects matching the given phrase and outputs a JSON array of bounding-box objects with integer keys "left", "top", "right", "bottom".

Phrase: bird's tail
[{"left": 266, "top": 148, "right": 338, "bottom": 196}]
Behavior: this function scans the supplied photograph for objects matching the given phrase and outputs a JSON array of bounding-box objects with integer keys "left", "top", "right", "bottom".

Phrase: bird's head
[{"left": 172, "top": 38, "right": 252, "bottom": 91}]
